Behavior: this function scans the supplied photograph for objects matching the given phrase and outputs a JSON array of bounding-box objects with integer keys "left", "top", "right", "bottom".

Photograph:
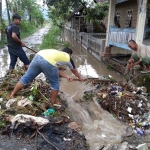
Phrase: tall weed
[{"left": 20, "top": 21, "right": 39, "bottom": 39}]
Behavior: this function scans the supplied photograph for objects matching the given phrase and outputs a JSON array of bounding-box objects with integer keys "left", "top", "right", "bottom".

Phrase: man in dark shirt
[{"left": 5, "top": 13, "right": 30, "bottom": 73}]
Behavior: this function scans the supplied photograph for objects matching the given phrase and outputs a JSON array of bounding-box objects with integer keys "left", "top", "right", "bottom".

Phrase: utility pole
[{"left": 0, "top": 0, "right": 2, "bottom": 40}]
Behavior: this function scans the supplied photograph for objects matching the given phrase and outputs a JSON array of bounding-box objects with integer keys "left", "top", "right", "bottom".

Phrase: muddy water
[
  {"left": 60, "top": 52, "right": 127, "bottom": 150},
  {"left": 0, "top": 26, "right": 127, "bottom": 150}
]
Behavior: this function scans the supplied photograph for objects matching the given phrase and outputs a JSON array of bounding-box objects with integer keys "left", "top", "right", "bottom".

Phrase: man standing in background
[{"left": 5, "top": 13, "right": 30, "bottom": 73}]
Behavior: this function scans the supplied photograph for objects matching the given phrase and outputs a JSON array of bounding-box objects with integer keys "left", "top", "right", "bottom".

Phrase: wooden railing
[
  {"left": 108, "top": 26, "right": 135, "bottom": 50},
  {"left": 108, "top": 26, "right": 150, "bottom": 50},
  {"left": 64, "top": 27, "right": 106, "bottom": 60}
]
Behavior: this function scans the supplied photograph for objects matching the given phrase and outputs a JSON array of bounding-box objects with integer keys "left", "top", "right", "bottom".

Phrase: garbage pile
[
  {"left": 83, "top": 78, "right": 150, "bottom": 137},
  {"left": 0, "top": 67, "right": 89, "bottom": 150}
]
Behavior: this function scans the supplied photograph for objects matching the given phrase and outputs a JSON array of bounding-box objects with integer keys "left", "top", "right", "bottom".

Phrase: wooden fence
[{"left": 64, "top": 27, "right": 106, "bottom": 60}]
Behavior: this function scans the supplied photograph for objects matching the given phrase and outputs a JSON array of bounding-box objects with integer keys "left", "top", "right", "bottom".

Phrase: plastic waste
[
  {"left": 127, "top": 107, "right": 132, "bottom": 113},
  {"left": 144, "top": 129, "right": 150, "bottom": 135},
  {"left": 139, "top": 122, "right": 150, "bottom": 127},
  {"left": 43, "top": 108, "right": 55, "bottom": 116},
  {"left": 136, "top": 128, "right": 144, "bottom": 136},
  {"left": 28, "top": 95, "right": 34, "bottom": 101},
  {"left": 6, "top": 99, "right": 16, "bottom": 108},
  {"left": 141, "top": 92, "right": 148, "bottom": 96},
  {"left": 108, "top": 86, "right": 123, "bottom": 95},
  {"left": 136, "top": 87, "right": 148, "bottom": 96},
  {"left": 10, "top": 114, "right": 49, "bottom": 128}
]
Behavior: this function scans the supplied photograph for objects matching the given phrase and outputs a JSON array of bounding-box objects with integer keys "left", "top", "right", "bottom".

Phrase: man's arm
[
  {"left": 12, "top": 32, "right": 25, "bottom": 47},
  {"left": 70, "top": 68, "right": 83, "bottom": 81},
  {"left": 70, "top": 58, "right": 83, "bottom": 81},
  {"left": 59, "top": 70, "right": 73, "bottom": 82},
  {"left": 133, "top": 59, "right": 142, "bottom": 66}
]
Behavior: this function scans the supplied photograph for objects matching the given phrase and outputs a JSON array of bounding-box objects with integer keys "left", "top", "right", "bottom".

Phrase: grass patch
[
  {"left": 20, "top": 22, "right": 41, "bottom": 39},
  {"left": 40, "top": 26, "right": 61, "bottom": 49},
  {"left": 21, "top": 26, "right": 39, "bottom": 39},
  {"left": 63, "top": 42, "right": 70, "bottom": 47}
]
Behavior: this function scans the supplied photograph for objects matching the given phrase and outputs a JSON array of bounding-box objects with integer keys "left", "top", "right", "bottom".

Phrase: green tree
[
  {"left": 9, "top": 0, "right": 44, "bottom": 26},
  {"left": 85, "top": 1, "right": 109, "bottom": 23},
  {"left": 46, "top": 0, "right": 108, "bottom": 27}
]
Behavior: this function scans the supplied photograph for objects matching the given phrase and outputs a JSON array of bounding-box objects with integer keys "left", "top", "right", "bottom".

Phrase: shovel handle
[
  {"left": 25, "top": 46, "right": 37, "bottom": 53},
  {"left": 73, "top": 78, "right": 99, "bottom": 81}
]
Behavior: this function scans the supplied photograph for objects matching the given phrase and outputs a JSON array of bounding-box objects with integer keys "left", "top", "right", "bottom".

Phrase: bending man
[
  {"left": 10, "top": 48, "right": 83, "bottom": 105},
  {"left": 58, "top": 47, "right": 82, "bottom": 80}
]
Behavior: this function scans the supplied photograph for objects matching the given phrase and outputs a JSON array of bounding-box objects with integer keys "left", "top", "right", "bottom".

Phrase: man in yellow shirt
[
  {"left": 127, "top": 40, "right": 150, "bottom": 73},
  {"left": 10, "top": 48, "right": 83, "bottom": 106}
]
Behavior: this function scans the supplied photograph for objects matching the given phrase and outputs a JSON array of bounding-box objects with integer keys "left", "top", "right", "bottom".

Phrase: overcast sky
[{"left": 2, "top": 0, "right": 44, "bottom": 7}]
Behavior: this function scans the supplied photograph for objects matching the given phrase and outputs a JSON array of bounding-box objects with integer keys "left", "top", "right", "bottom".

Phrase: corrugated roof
[
  {"left": 116, "top": 0, "right": 129, "bottom": 4},
  {"left": 67, "top": 5, "right": 85, "bottom": 20}
]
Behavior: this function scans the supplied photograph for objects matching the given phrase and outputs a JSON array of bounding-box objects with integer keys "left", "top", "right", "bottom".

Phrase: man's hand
[
  {"left": 21, "top": 42, "right": 25, "bottom": 47},
  {"left": 66, "top": 76, "right": 73, "bottom": 82},
  {"left": 133, "top": 59, "right": 142, "bottom": 66},
  {"left": 78, "top": 77, "right": 83, "bottom": 82}
]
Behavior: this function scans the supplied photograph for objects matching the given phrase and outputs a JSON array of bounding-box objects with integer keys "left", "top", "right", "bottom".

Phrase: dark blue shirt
[{"left": 5, "top": 23, "right": 21, "bottom": 48}]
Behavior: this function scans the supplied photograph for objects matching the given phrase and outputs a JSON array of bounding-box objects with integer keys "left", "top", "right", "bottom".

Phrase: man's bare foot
[{"left": 9, "top": 95, "right": 14, "bottom": 99}]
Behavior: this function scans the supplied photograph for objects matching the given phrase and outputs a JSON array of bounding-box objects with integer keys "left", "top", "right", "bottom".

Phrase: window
[
  {"left": 114, "top": 11, "right": 121, "bottom": 28},
  {"left": 125, "top": 10, "right": 133, "bottom": 27},
  {"left": 116, "top": 11, "right": 121, "bottom": 21}
]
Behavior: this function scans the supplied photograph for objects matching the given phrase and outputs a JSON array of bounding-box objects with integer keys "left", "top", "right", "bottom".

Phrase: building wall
[
  {"left": 66, "top": 21, "right": 72, "bottom": 28},
  {"left": 115, "top": 0, "right": 138, "bottom": 28}
]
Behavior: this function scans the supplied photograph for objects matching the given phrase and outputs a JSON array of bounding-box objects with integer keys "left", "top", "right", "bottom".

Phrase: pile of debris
[
  {"left": 83, "top": 78, "right": 150, "bottom": 137},
  {"left": 0, "top": 67, "right": 89, "bottom": 150}
]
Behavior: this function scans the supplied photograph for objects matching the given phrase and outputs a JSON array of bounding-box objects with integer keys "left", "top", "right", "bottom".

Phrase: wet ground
[{"left": 0, "top": 25, "right": 145, "bottom": 150}]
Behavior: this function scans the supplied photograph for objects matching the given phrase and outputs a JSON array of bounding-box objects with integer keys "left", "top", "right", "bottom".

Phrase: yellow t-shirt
[{"left": 38, "top": 49, "right": 70, "bottom": 66}]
